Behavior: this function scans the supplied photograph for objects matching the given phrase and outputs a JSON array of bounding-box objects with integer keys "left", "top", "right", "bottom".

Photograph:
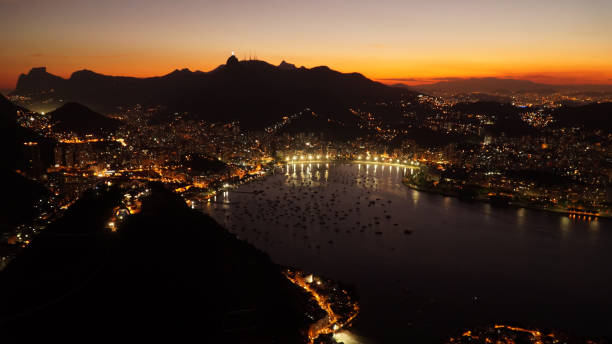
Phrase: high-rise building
[{"left": 54, "top": 146, "right": 63, "bottom": 167}]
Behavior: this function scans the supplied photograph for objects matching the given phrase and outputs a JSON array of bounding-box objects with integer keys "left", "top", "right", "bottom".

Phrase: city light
[{"left": 5, "top": 41, "right": 612, "bottom": 344}]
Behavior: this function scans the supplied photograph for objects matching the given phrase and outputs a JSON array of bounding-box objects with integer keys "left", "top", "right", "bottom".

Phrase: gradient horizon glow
[{"left": 1, "top": 0, "right": 611, "bottom": 90}]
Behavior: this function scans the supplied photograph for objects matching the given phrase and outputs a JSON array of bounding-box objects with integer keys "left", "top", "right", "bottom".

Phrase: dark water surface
[{"left": 202, "top": 163, "right": 612, "bottom": 343}]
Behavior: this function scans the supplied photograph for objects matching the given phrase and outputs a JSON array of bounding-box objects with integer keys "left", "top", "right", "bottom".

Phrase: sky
[{"left": 1, "top": 0, "right": 611, "bottom": 91}]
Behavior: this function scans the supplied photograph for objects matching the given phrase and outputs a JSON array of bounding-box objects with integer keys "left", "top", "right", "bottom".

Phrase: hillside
[
  {"left": 0, "top": 185, "right": 311, "bottom": 343},
  {"left": 552, "top": 102, "right": 612, "bottom": 132},
  {"left": 48, "top": 102, "right": 122, "bottom": 135},
  {"left": 0, "top": 94, "right": 55, "bottom": 171},
  {"left": 13, "top": 56, "right": 412, "bottom": 129},
  {"left": 452, "top": 101, "right": 534, "bottom": 136}
]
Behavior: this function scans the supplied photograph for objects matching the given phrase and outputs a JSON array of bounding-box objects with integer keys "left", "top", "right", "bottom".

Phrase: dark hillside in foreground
[
  {"left": 0, "top": 171, "right": 50, "bottom": 233},
  {"left": 0, "top": 94, "right": 55, "bottom": 174},
  {"left": 0, "top": 94, "right": 19, "bottom": 168},
  {"left": 0, "top": 185, "right": 310, "bottom": 343}
]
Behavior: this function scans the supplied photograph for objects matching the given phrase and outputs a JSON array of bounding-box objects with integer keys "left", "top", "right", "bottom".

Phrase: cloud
[
  {"left": 431, "top": 77, "right": 463, "bottom": 81},
  {"left": 379, "top": 76, "right": 466, "bottom": 84},
  {"left": 28, "top": 52, "right": 129, "bottom": 59},
  {"left": 379, "top": 77, "right": 421, "bottom": 82},
  {"left": 83, "top": 54, "right": 130, "bottom": 59}
]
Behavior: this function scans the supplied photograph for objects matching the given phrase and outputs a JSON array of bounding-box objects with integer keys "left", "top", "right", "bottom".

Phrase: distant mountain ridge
[
  {"left": 416, "top": 77, "right": 553, "bottom": 93},
  {"left": 13, "top": 56, "right": 411, "bottom": 129},
  {"left": 400, "top": 77, "right": 612, "bottom": 95}
]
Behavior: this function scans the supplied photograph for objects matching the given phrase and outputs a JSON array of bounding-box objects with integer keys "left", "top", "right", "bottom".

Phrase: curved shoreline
[
  {"left": 401, "top": 180, "right": 611, "bottom": 220},
  {"left": 278, "top": 159, "right": 421, "bottom": 169},
  {"left": 275, "top": 160, "right": 609, "bottom": 219}
]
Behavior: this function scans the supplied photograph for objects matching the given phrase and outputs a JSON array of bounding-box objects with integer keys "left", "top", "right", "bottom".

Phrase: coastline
[
  {"left": 401, "top": 179, "right": 611, "bottom": 220},
  {"left": 271, "top": 160, "right": 609, "bottom": 220}
]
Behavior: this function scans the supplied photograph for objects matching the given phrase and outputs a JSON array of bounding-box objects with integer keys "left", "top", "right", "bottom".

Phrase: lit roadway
[{"left": 284, "top": 270, "right": 359, "bottom": 344}]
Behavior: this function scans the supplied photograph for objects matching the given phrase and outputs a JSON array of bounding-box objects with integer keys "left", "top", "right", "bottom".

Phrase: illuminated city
[{"left": 1, "top": 1, "right": 612, "bottom": 343}]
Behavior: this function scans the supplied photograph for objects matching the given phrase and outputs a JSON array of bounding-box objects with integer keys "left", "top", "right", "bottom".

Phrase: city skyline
[
  {"left": 2, "top": 0, "right": 612, "bottom": 91},
  {"left": 2, "top": 1, "right": 612, "bottom": 343}
]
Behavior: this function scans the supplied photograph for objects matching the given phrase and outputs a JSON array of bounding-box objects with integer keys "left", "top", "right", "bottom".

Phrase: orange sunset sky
[{"left": 1, "top": 0, "right": 611, "bottom": 91}]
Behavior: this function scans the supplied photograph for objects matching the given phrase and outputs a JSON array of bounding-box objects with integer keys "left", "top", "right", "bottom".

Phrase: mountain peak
[
  {"left": 226, "top": 54, "right": 239, "bottom": 66},
  {"left": 48, "top": 102, "right": 121, "bottom": 135},
  {"left": 278, "top": 60, "right": 296, "bottom": 70},
  {"left": 54, "top": 102, "right": 92, "bottom": 112},
  {"left": 167, "top": 68, "right": 192, "bottom": 76},
  {"left": 28, "top": 67, "right": 48, "bottom": 75},
  {"left": 14, "top": 67, "right": 65, "bottom": 96},
  {"left": 69, "top": 69, "right": 100, "bottom": 79}
]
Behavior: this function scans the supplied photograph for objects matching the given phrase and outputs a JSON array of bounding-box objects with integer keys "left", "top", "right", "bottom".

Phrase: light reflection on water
[
  {"left": 333, "top": 330, "right": 369, "bottom": 344},
  {"left": 202, "top": 163, "right": 612, "bottom": 343}
]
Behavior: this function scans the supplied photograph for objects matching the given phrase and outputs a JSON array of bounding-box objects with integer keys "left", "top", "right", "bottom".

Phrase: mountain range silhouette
[{"left": 13, "top": 57, "right": 412, "bottom": 129}]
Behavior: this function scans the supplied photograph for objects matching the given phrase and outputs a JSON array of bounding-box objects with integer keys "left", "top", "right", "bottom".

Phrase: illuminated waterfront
[{"left": 202, "top": 163, "right": 612, "bottom": 343}]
